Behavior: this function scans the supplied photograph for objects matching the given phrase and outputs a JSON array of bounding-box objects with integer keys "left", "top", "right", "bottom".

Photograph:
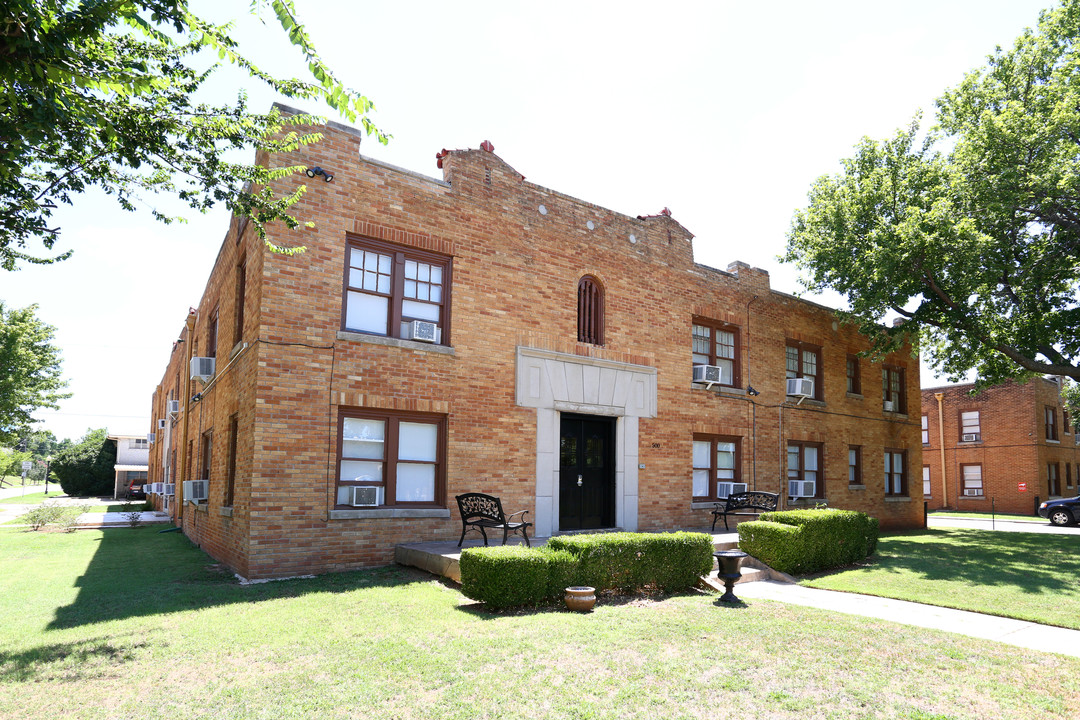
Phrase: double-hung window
[
  {"left": 692, "top": 435, "right": 741, "bottom": 501},
  {"left": 882, "top": 365, "right": 905, "bottom": 413},
  {"left": 337, "top": 409, "right": 446, "bottom": 507},
  {"left": 848, "top": 446, "right": 861, "bottom": 485},
  {"left": 960, "top": 411, "right": 980, "bottom": 441},
  {"left": 846, "top": 354, "right": 861, "bottom": 394},
  {"left": 787, "top": 441, "right": 823, "bottom": 499},
  {"left": 1046, "top": 406, "right": 1058, "bottom": 441},
  {"left": 692, "top": 320, "right": 739, "bottom": 388},
  {"left": 921, "top": 415, "right": 929, "bottom": 445},
  {"left": 922, "top": 466, "right": 931, "bottom": 497},
  {"left": 961, "top": 464, "right": 983, "bottom": 497},
  {"left": 884, "top": 449, "right": 906, "bottom": 496},
  {"left": 344, "top": 238, "right": 451, "bottom": 344},
  {"left": 1049, "top": 462, "right": 1061, "bottom": 496},
  {"left": 785, "top": 341, "right": 822, "bottom": 400}
]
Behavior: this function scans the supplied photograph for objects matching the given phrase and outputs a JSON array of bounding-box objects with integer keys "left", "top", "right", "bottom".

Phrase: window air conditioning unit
[
  {"left": 716, "top": 482, "right": 748, "bottom": 499},
  {"left": 350, "top": 486, "right": 382, "bottom": 507},
  {"left": 164, "top": 483, "right": 176, "bottom": 496},
  {"left": 963, "top": 489, "right": 982, "bottom": 497},
  {"left": 962, "top": 433, "right": 979, "bottom": 442},
  {"left": 190, "top": 356, "right": 216, "bottom": 383},
  {"left": 408, "top": 320, "right": 438, "bottom": 343},
  {"left": 786, "top": 377, "right": 814, "bottom": 398},
  {"left": 883, "top": 400, "right": 896, "bottom": 412},
  {"left": 788, "top": 480, "right": 817, "bottom": 498},
  {"left": 157, "top": 418, "right": 167, "bottom": 430},
  {"left": 693, "top": 364, "right": 730, "bottom": 387},
  {"left": 184, "top": 479, "right": 209, "bottom": 503},
  {"left": 167, "top": 400, "right": 180, "bottom": 416},
  {"left": 147, "top": 433, "right": 156, "bottom": 443},
  {"left": 151, "top": 483, "right": 163, "bottom": 494}
]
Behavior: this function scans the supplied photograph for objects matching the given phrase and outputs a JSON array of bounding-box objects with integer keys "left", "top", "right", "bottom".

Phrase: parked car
[
  {"left": 127, "top": 483, "right": 146, "bottom": 500},
  {"left": 1038, "top": 496, "right": 1080, "bottom": 526}
]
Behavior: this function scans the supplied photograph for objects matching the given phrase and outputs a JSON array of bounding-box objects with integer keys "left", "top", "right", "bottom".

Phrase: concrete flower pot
[{"left": 564, "top": 586, "right": 596, "bottom": 612}]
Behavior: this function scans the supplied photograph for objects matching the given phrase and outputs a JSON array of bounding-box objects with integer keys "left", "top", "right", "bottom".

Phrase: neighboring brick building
[
  {"left": 107, "top": 433, "right": 149, "bottom": 499},
  {"left": 921, "top": 378, "right": 1080, "bottom": 514},
  {"left": 145, "top": 105, "right": 923, "bottom": 579}
]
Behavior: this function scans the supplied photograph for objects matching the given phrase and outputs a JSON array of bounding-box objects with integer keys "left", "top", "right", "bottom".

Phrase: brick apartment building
[
  {"left": 921, "top": 378, "right": 1080, "bottom": 514},
  {"left": 145, "top": 105, "right": 923, "bottom": 579}
]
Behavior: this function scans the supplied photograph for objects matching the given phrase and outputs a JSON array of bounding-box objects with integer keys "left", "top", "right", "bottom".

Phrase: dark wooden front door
[{"left": 559, "top": 414, "right": 616, "bottom": 530}]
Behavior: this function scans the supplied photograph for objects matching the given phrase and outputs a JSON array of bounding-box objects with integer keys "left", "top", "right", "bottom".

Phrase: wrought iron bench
[
  {"left": 455, "top": 493, "right": 532, "bottom": 547},
  {"left": 711, "top": 491, "right": 779, "bottom": 532}
]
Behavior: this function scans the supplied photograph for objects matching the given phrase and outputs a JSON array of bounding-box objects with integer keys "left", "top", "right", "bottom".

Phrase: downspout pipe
[
  {"left": 178, "top": 310, "right": 197, "bottom": 522},
  {"left": 935, "top": 392, "right": 948, "bottom": 509}
]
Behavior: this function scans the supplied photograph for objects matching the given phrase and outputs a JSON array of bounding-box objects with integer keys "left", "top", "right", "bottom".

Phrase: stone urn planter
[{"left": 564, "top": 586, "right": 596, "bottom": 612}]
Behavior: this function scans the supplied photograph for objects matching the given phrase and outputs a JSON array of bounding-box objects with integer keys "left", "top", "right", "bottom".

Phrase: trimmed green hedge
[
  {"left": 547, "top": 532, "right": 714, "bottom": 592},
  {"left": 459, "top": 532, "right": 715, "bottom": 608},
  {"left": 738, "top": 509, "right": 879, "bottom": 575}
]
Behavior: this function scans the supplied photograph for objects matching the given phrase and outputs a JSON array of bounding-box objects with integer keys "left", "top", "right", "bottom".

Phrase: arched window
[{"left": 577, "top": 275, "right": 604, "bottom": 345}]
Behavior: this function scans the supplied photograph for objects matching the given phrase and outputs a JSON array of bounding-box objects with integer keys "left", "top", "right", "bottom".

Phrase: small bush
[
  {"left": 459, "top": 545, "right": 562, "bottom": 609},
  {"left": 738, "top": 509, "right": 879, "bottom": 575},
  {"left": 547, "top": 532, "right": 714, "bottom": 592},
  {"left": 21, "top": 503, "right": 87, "bottom": 532}
]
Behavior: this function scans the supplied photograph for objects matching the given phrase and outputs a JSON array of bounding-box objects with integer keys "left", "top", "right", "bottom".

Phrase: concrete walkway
[{"left": 735, "top": 580, "right": 1080, "bottom": 658}]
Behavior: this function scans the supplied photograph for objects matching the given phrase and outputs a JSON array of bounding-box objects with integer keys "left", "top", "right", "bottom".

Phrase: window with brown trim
[
  {"left": 692, "top": 319, "right": 740, "bottom": 388},
  {"left": 1046, "top": 406, "right": 1059, "bottom": 441},
  {"left": 1067, "top": 463, "right": 1073, "bottom": 489},
  {"left": 846, "top": 355, "right": 861, "bottom": 394},
  {"left": 225, "top": 415, "right": 238, "bottom": 507},
  {"left": 921, "top": 415, "right": 929, "bottom": 445},
  {"left": 343, "top": 237, "right": 451, "bottom": 345},
  {"left": 959, "top": 410, "right": 980, "bottom": 441},
  {"left": 961, "top": 464, "right": 983, "bottom": 497},
  {"left": 848, "top": 445, "right": 862, "bottom": 485},
  {"left": 884, "top": 449, "right": 907, "bottom": 496},
  {"left": 207, "top": 307, "right": 219, "bottom": 359},
  {"left": 882, "top": 365, "right": 906, "bottom": 413},
  {"left": 235, "top": 258, "right": 247, "bottom": 345},
  {"left": 337, "top": 408, "right": 446, "bottom": 507},
  {"left": 692, "top": 435, "right": 741, "bottom": 501},
  {"left": 786, "top": 441, "right": 823, "bottom": 499},
  {"left": 1049, "top": 462, "right": 1061, "bottom": 496},
  {"left": 922, "top": 465, "right": 931, "bottom": 497},
  {"left": 200, "top": 431, "right": 212, "bottom": 483},
  {"left": 785, "top": 341, "right": 823, "bottom": 400},
  {"left": 577, "top": 275, "right": 604, "bottom": 345}
]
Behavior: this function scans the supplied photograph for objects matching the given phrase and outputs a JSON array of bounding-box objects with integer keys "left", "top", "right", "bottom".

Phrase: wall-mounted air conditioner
[
  {"left": 151, "top": 483, "right": 163, "bottom": 495},
  {"left": 961, "top": 433, "right": 979, "bottom": 442},
  {"left": 786, "top": 377, "right": 814, "bottom": 398},
  {"left": 183, "top": 479, "right": 209, "bottom": 503},
  {"left": 408, "top": 320, "right": 438, "bottom": 343},
  {"left": 147, "top": 433, "right": 156, "bottom": 443},
  {"left": 883, "top": 400, "right": 896, "bottom": 413},
  {"left": 167, "top": 400, "right": 180, "bottom": 416},
  {"left": 157, "top": 418, "right": 167, "bottom": 430},
  {"left": 788, "top": 480, "right": 817, "bottom": 498},
  {"left": 190, "top": 356, "right": 216, "bottom": 383},
  {"left": 164, "top": 483, "right": 176, "bottom": 496},
  {"left": 963, "top": 489, "right": 982, "bottom": 497},
  {"left": 693, "top": 364, "right": 730, "bottom": 387},
  {"left": 350, "top": 486, "right": 382, "bottom": 507},
  {"left": 716, "top": 482, "right": 748, "bottom": 499}
]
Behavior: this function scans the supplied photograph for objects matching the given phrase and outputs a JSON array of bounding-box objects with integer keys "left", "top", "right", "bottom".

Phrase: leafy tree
[
  {"left": 0, "top": 447, "right": 31, "bottom": 479},
  {"left": 785, "top": 0, "right": 1080, "bottom": 385},
  {"left": 1, "top": 0, "right": 388, "bottom": 269},
  {"left": 51, "top": 427, "right": 116, "bottom": 497},
  {"left": 0, "top": 302, "right": 69, "bottom": 447}
]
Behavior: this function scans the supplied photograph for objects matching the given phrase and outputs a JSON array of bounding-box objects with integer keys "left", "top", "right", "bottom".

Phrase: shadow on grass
[
  {"left": 0, "top": 635, "right": 147, "bottom": 682},
  {"left": 832, "top": 528, "right": 1080, "bottom": 594},
  {"left": 44, "top": 526, "right": 430, "bottom": 631}
]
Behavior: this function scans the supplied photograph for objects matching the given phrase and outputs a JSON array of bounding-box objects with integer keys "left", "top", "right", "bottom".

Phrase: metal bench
[
  {"left": 711, "top": 491, "right": 779, "bottom": 532},
  {"left": 455, "top": 493, "right": 532, "bottom": 547}
]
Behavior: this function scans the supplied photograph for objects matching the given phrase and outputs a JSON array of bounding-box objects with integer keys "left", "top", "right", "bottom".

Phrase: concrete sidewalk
[{"left": 735, "top": 581, "right": 1079, "bottom": 657}]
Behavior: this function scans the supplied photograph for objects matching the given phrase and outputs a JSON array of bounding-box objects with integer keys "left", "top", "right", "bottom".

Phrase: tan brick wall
[
  {"left": 921, "top": 378, "right": 1080, "bottom": 515},
  {"left": 150, "top": 112, "right": 923, "bottom": 579}
]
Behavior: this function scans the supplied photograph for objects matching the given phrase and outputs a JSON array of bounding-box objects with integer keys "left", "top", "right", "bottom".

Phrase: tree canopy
[
  {"left": 0, "top": 0, "right": 388, "bottom": 270},
  {"left": 785, "top": 0, "right": 1080, "bottom": 385},
  {"left": 52, "top": 427, "right": 115, "bottom": 497},
  {"left": 0, "top": 302, "right": 69, "bottom": 448}
]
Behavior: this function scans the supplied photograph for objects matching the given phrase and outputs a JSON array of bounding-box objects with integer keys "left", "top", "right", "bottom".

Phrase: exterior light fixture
[
  {"left": 746, "top": 385, "right": 760, "bottom": 396},
  {"left": 305, "top": 167, "right": 335, "bottom": 182}
]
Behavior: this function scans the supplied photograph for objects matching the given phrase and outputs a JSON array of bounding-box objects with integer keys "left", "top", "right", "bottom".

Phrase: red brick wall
[
  {"left": 151, "top": 110, "right": 923, "bottom": 579},
  {"left": 921, "top": 378, "right": 1080, "bottom": 515}
]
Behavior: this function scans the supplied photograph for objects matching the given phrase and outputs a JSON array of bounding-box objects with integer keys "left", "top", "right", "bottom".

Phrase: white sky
[{"left": 2, "top": 0, "right": 1053, "bottom": 442}]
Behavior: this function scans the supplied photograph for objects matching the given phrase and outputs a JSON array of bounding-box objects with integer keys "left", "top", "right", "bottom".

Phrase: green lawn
[
  {"left": 928, "top": 509, "right": 1042, "bottom": 522},
  {"left": 803, "top": 528, "right": 1080, "bottom": 629},
  {"left": 1, "top": 528, "right": 1077, "bottom": 719},
  {"left": 0, "top": 491, "right": 67, "bottom": 505}
]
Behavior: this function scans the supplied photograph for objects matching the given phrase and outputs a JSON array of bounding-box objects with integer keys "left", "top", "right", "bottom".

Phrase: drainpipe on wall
[
  {"left": 177, "top": 310, "right": 197, "bottom": 522},
  {"left": 778, "top": 405, "right": 785, "bottom": 510},
  {"left": 935, "top": 392, "right": 948, "bottom": 509}
]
